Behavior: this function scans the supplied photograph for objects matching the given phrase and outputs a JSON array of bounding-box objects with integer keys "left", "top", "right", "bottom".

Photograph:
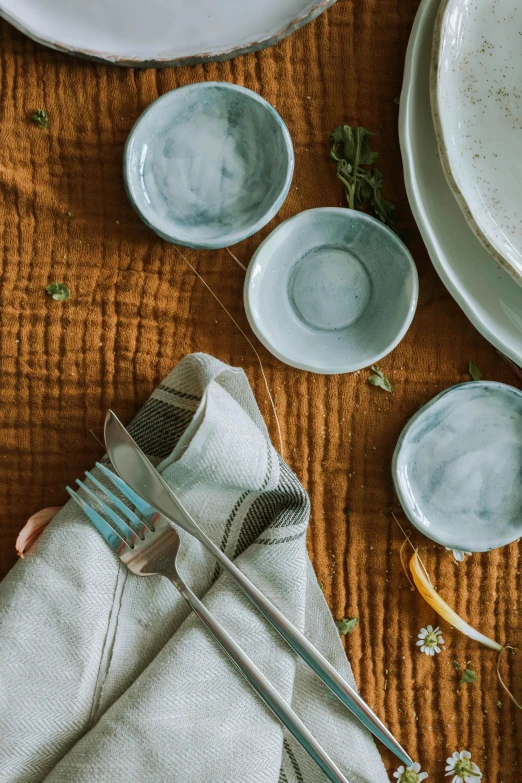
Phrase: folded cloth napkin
[{"left": 0, "top": 353, "right": 388, "bottom": 783}]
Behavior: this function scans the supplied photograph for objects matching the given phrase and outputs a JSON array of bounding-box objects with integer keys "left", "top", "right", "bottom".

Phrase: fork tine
[
  {"left": 95, "top": 462, "right": 157, "bottom": 521},
  {"left": 75, "top": 479, "right": 135, "bottom": 547},
  {"left": 84, "top": 470, "right": 150, "bottom": 535},
  {"left": 67, "top": 487, "right": 128, "bottom": 554}
]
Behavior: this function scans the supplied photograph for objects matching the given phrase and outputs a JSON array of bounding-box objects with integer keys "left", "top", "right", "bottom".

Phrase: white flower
[
  {"left": 393, "top": 762, "right": 428, "bottom": 782},
  {"left": 446, "top": 548, "right": 472, "bottom": 563},
  {"left": 445, "top": 750, "right": 482, "bottom": 782},
  {"left": 416, "top": 625, "right": 444, "bottom": 656}
]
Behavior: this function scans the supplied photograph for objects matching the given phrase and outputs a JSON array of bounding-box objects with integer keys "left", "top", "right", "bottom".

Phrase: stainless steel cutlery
[
  {"left": 103, "top": 410, "right": 411, "bottom": 767},
  {"left": 67, "top": 471, "right": 351, "bottom": 783}
]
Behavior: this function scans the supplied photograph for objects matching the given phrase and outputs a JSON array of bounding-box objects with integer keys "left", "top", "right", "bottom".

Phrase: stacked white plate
[{"left": 400, "top": 0, "right": 522, "bottom": 366}]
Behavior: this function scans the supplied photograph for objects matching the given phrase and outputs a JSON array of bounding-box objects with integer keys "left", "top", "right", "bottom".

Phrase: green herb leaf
[
  {"left": 329, "top": 124, "right": 404, "bottom": 238},
  {"left": 317, "top": 579, "right": 324, "bottom": 591},
  {"left": 32, "top": 110, "right": 49, "bottom": 128},
  {"left": 336, "top": 617, "right": 359, "bottom": 635},
  {"left": 368, "top": 365, "right": 393, "bottom": 392},
  {"left": 460, "top": 668, "right": 478, "bottom": 684},
  {"left": 453, "top": 660, "right": 461, "bottom": 671},
  {"left": 367, "top": 168, "right": 397, "bottom": 230},
  {"left": 46, "top": 282, "right": 70, "bottom": 301},
  {"left": 469, "top": 361, "right": 483, "bottom": 381}
]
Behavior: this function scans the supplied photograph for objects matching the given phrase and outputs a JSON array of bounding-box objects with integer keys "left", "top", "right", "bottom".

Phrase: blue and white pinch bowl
[
  {"left": 244, "top": 208, "right": 418, "bottom": 374},
  {"left": 124, "top": 82, "right": 294, "bottom": 249},
  {"left": 393, "top": 381, "right": 522, "bottom": 552}
]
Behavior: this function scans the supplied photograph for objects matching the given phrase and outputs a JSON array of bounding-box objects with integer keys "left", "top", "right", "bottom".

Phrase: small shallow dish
[
  {"left": 124, "top": 82, "right": 294, "bottom": 249},
  {"left": 244, "top": 208, "right": 418, "bottom": 374},
  {"left": 432, "top": 0, "right": 522, "bottom": 285},
  {"left": 393, "top": 381, "right": 522, "bottom": 552}
]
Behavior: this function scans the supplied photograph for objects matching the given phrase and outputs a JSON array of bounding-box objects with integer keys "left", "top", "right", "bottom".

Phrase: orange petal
[
  {"left": 410, "top": 551, "right": 502, "bottom": 651},
  {"left": 16, "top": 507, "right": 62, "bottom": 557}
]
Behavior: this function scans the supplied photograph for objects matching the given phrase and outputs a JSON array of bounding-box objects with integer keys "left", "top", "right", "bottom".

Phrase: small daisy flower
[
  {"left": 416, "top": 625, "right": 444, "bottom": 656},
  {"left": 445, "top": 750, "right": 482, "bottom": 782},
  {"left": 393, "top": 761, "right": 429, "bottom": 782},
  {"left": 446, "top": 548, "right": 472, "bottom": 563}
]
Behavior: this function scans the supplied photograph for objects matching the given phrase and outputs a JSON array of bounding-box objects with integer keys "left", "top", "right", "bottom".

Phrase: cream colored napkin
[{"left": 0, "top": 353, "right": 388, "bottom": 783}]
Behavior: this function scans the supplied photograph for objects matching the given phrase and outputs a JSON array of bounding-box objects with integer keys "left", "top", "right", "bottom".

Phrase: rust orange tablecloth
[{"left": 0, "top": 1, "right": 520, "bottom": 779}]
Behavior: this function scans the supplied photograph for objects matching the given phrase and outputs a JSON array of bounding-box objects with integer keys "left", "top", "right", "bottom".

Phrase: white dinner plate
[
  {"left": 400, "top": 0, "right": 522, "bottom": 367},
  {"left": 0, "top": 0, "right": 335, "bottom": 66},
  {"left": 432, "top": 0, "right": 522, "bottom": 286}
]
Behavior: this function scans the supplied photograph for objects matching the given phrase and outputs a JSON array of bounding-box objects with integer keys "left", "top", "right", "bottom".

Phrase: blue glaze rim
[
  {"left": 392, "top": 380, "right": 522, "bottom": 552},
  {"left": 123, "top": 82, "right": 295, "bottom": 250},
  {"left": 243, "top": 207, "right": 419, "bottom": 375}
]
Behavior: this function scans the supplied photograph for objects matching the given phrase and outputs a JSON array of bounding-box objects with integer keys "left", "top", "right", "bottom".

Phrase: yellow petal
[{"left": 410, "top": 551, "right": 502, "bottom": 651}]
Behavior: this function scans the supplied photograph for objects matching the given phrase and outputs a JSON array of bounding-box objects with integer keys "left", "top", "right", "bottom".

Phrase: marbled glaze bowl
[
  {"left": 244, "top": 208, "right": 418, "bottom": 374},
  {"left": 393, "top": 381, "right": 522, "bottom": 552},
  {"left": 124, "top": 82, "right": 294, "bottom": 249}
]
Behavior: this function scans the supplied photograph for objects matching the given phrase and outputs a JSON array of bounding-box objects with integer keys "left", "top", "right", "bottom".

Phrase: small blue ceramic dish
[
  {"left": 393, "top": 381, "right": 522, "bottom": 552},
  {"left": 244, "top": 208, "right": 418, "bottom": 374},
  {"left": 124, "top": 82, "right": 294, "bottom": 250}
]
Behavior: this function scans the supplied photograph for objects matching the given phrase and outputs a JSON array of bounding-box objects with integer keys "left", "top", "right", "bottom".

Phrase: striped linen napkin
[{"left": 0, "top": 353, "right": 388, "bottom": 783}]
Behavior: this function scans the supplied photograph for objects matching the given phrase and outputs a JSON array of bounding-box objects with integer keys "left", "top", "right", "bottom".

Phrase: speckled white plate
[
  {"left": 400, "top": 0, "right": 522, "bottom": 368},
  {"left": 0, "top": 0, "right": 335, "bottom": 66},
  {"left": 393, "top": 381, "right": 522, "bottom": 552},
  {"left": 432, "top": 0, "right": 522, "bottom": 285}
]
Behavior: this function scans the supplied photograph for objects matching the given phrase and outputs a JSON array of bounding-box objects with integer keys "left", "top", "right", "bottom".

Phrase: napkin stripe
[
  {"left": 257, "top": 529, "right": 307, "bottom": 546},
  {"left": 284, "top": 739, "right": 305, "bottom": 783},
  {"left": 216, "top": 441, "right": 273, "bottom": 557},
  {"left": 128, "top": 399, "right": 194, "bottom": 459},
  {"left": 157, "top": 384, "right": 201, "bottom": 403}
]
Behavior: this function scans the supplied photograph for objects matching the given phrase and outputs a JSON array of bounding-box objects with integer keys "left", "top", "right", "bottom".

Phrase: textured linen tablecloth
[
  {"left": 0, "top": 352, "right": 388, "bottom": 782},
  {"left": 0, "top": 1, "right": 520, "bottom": 780}
]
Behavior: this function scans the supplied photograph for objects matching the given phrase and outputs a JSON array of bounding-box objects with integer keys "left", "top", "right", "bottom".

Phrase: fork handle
[
  {"left": 193, "top": 529, "right": 411, "bottom": 767},
  {"left": 176, "top": 580, "right": 350, "bottom": 783}
]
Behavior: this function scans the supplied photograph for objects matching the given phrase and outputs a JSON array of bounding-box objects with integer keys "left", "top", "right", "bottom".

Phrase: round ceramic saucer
[
  {"left": 124, "top": 82, "right": 294, "bottom": 250},
  {"left": 393, "top": 381, "right": 522, "bottom": 552},
  {"left": 244, "top": 208, "right": 418, "bottom": 374}
]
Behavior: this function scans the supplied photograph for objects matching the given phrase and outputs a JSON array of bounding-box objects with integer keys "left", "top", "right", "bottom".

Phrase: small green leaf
[
  {"left": 453, "top": 660, "right": 461, "bottom": 671},
  {"left": 460, "top": 668, "right": 478, "bottom": 684},
  {"left": 317, "top": 579, "right": 323, "bottom": 591},
  {"left": 368, "top": 365, "right": 393, "bottom": 392},
  {"left": 469, "top": 361, "right": 483, "bottom": 381},
  {"left": 32, "top": 110, "right": 49, "bottom": 128},
  {"left": 46, "top": 282, "right": 70, "bottom": 301},
  {"left": 336, "top": 617, "right": 359, "bottom": 635},
  {"left": 329, "top": 123, "right": 406, "bottom": 239}
]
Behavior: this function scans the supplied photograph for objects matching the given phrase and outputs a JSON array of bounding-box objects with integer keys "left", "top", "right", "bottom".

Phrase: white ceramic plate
[
  {"left": 0, "top": 0, "right": 335, "bottom": 66},
  {"left": 400, "top": 0, "right": 522, "bottom": 367},
  {"left": 432, "top": 0, "right": 522, "bottom": 285}
]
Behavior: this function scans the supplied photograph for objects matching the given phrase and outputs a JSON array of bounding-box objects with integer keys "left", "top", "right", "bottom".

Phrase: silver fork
[
  {"left": 67, "top": 474, "right": 351, "bottom": 783},
  {"left": 105, "top": 411, "right": 412, "bottom": 767}
]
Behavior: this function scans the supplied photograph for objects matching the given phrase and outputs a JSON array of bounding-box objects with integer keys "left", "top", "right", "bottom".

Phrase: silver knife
[{"left": 104, "top": 409, "right": 412, "bottom": 766}]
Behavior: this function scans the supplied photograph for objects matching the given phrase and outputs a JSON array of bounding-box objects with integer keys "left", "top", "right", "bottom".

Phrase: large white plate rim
[
  {"left": 0, "top": 0, "right": 336, "bottom": 66},
  {"left": 399, "top": 0, "right": 522, "bottom": 367},
  {"left": 431, "top": 0, "right": 522, "bottom": 287}
]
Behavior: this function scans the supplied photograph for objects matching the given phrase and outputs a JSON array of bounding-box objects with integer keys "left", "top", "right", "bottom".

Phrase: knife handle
[
  {"left": 177, "top": 579, "right": 350, "bottom": 783},
  {"left": 195, "top": 527, "right": 412, "bottom": 767}
]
